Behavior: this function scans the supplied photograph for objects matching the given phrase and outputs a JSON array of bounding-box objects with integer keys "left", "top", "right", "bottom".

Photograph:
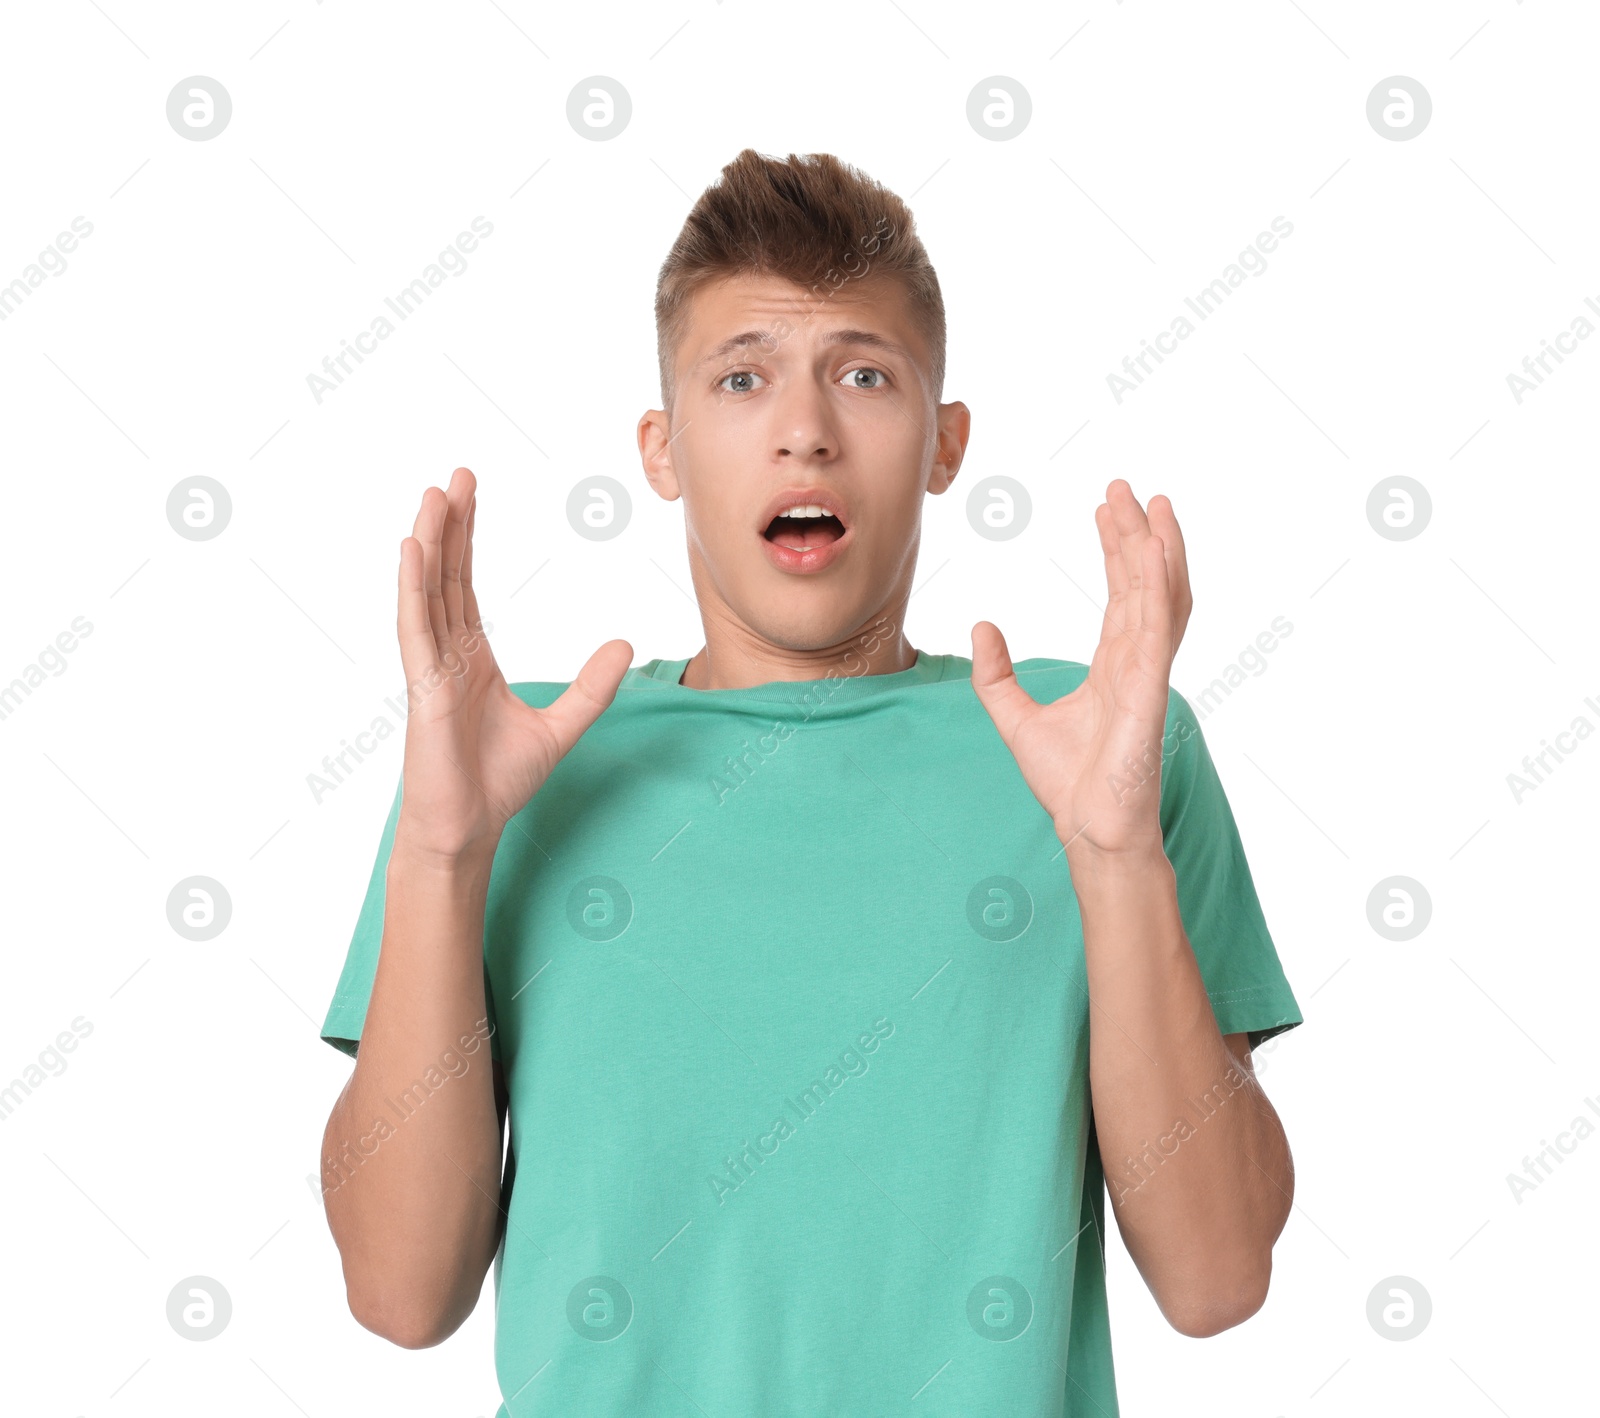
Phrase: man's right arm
[
  {"left": 320, "top": 839, "right": 508, "bottom": 1348},
  {"left": 322, "top": 463, "right": 630, "bottom": 1346}
]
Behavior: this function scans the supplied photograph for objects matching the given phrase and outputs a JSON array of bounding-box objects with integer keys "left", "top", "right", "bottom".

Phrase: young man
[{"left": 318, "top": 148, "right": 1302, "bottom": 1416}]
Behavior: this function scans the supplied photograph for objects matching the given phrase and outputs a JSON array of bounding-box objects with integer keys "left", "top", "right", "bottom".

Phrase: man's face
[{"left": 638, "top": 271, "right": 969, "bottom": 654}]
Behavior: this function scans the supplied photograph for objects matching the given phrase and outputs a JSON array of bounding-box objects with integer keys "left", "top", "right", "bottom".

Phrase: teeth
[{"left": 778, "top": 504, "right": 829, "bottom": 518}]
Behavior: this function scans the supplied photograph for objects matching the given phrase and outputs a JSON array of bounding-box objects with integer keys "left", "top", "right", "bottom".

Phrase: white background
[{"left": 2, "top": 1, "right": 1595, "bottom": 1414}]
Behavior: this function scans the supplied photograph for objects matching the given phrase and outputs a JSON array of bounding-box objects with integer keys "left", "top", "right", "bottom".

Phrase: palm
[
  {"left": 395, "top": 467, "right": 632, "bottom": 861},
  {"left": 465, "top": 677, "right": 588, "bottom": 829},
  {"left": 972, "top": 481, "right": 1192, "bottom": 857}
]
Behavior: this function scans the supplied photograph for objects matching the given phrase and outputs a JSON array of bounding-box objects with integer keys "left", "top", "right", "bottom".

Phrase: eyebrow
[{"left": 697, "top": 327, "right": 912, "bottom": 368}]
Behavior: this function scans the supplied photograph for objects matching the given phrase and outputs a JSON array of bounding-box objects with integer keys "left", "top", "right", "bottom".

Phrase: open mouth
[{"left": 763, "top": 509, "right": 847, "bottom": 551}]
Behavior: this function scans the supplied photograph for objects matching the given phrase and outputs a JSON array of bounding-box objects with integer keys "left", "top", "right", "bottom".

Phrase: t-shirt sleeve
[
  {"left": 1158, "top": 687, "right": 1303, "bottom": 1051},
  {"left": 318, "top": 773, "right": 502, "bottom": 1061}
]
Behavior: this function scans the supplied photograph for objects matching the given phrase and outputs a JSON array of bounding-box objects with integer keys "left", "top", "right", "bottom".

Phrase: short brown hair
[{"left": 653, "top": 148, "right": 946, "bottom": 412}]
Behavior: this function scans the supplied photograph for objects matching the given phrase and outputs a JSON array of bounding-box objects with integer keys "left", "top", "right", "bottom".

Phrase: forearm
[
  {"left": 321, "top": 835, "right": 504, "bottom": 1347},
  {"left": 1068, "top": 842, "right": 1293, "bottom": 1336}
]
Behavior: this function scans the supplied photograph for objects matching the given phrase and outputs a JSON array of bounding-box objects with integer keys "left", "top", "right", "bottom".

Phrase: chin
[{"left": 735, "top": 601, "right": 876, "bottom": 656}]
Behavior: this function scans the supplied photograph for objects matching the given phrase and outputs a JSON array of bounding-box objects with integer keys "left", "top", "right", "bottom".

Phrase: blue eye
[
  {"left": 841, "top": 367, "right": 886, "bottom": 389},
  {"left": 718, "top": 369, "right": 765, "bottom": 394}
]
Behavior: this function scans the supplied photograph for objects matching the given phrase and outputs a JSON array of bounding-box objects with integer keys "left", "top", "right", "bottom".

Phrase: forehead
[{"left": 680, "top": 270, "right": 923, "bottom": 366}]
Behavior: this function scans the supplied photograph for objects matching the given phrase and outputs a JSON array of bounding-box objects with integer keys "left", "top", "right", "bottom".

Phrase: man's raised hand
[
  {"left": 971, "top": 479, "right": 1192, "bottom": 859},
  {"left": 394, "top": 466, "right": 633, "bottom": 864}
]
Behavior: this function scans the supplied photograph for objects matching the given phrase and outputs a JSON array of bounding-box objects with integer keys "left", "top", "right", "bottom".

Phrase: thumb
[
  {"left": 970, "top": 621, "right": 1039, "bottom": 747},
  {"left": 540, "top": 638, "right": 635, "bottom": 759}
]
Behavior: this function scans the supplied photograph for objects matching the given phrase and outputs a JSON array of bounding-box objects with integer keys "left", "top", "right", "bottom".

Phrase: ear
[
  {"left": 926, "top": 399, "right": 971, "bottom": 495},
  {"left": 637, "top": 407, "right": 683, "bottom": 502}
]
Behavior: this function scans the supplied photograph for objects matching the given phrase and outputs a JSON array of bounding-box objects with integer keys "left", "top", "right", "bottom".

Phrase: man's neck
[{"left": 679, "top": 615, "right": 916, "bottom": 691}]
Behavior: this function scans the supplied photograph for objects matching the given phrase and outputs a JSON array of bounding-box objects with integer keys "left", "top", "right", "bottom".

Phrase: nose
[{"left": 771, "top": 371, "right": 838, "bottom": 462}]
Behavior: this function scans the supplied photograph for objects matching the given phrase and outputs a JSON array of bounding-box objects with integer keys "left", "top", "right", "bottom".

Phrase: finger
[
  {"left": 539, "top": 639, "right": 635, "bottom": 759},
  {"left": 460, "top": 493, "right": 484, "bottom": 638},
  {"left": 1106, "top": 480, "right": 1152, "bottom": 633},
  {"left": 1094, "top": 502, "right": 1131, "bottom": 649},
  {"left": 1147, "top": 494, "right": 1192, "bottom": 648},
  {"left": 439, "top": 466, "right": 474, "bottom": 640},
  {"left": 412, "top": 485, "right": 451, "bottom": 660},
  {"left": 1139, "top": 534, "right": 1173, "bottom": 663},
  {"left": 969, "top": 620, "right": 1040, "bottom": 748},
  {"left": 397, "top": 535, "right": 441, "bottom": 685},
  {"left": 1095, "top": 501, "right": 1129, "bottom": 604},
  {"left": 458, "top": 494, "right": 491, "bottom": 666}
]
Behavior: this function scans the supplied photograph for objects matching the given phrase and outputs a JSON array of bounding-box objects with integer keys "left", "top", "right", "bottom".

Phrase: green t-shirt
[{"left": 320, "top": 651, "right": 1303, "bottom": 1416}]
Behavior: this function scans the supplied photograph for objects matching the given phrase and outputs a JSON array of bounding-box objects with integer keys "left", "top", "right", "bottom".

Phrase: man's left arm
[
  {"left": 970, "top": 477, "right": 1296, "bottom": 1339},
  {"left": 1068, "top": 842, "right": 1293, "bottom": 1337}
]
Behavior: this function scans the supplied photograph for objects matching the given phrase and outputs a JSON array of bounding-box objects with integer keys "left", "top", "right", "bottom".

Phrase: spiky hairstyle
[{"left": 653, "top": 148, "right": 945, "bottom": 411}]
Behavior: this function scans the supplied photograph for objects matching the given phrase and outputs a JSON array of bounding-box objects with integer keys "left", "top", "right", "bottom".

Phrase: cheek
[
  {"left": 860, "top": 421, "right": 935, "bottom": 501},
  {"left": 855, "top": 491, "right": 923, "bottom": 563},
  {"left": 678, "top": 445, "right": 756, "bottom": 547}
]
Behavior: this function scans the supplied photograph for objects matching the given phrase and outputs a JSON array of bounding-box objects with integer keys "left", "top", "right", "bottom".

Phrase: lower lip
[{"left": 759, "top": 524, "right": 852, "bottom": 574}]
